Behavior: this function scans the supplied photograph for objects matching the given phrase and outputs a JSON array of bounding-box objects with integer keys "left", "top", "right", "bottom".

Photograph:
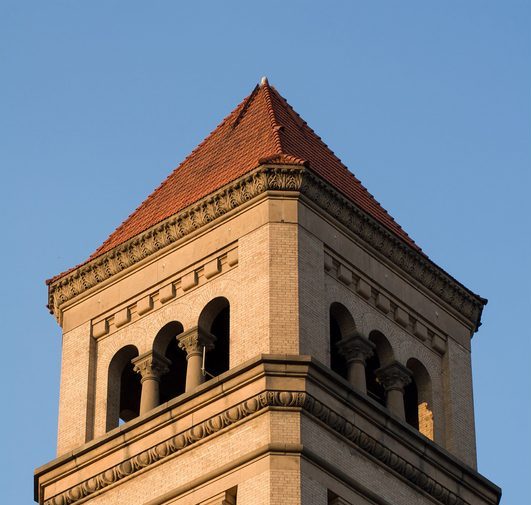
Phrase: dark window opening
[
  {"left": 366, "top": 330, "right": 394, "bottom": 407},
  {"left": 365, "top": 353, "right": 386, "bottom": 406},
  {"left": 329, "top": 303, "right": 355, "bottom": 380},
  {"left": 106, "top": 344, "right": 140, "bottom": 431},
  {"left": 154, "top": 321, "right": 186, "bottom": 404},
  {"left": 329, "top": 315, "right": 348, "bottom": 379},
  {"left": 119, "top": 361, "right": 141, "bottom": 422},
  {"left": 406, "top": 358, "right": 434, "bottom": 439},
  {"left": 404, "top": 379, "right": 419, "bottom": 429},
  {"left": 199, "top": 297, "right": 230, "bottom": 380},
  {"left": 205, "top": 305, "right": 230, "bottom": 377}
]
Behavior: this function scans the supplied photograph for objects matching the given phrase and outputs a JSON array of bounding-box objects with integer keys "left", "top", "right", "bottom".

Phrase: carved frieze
[
  {"left": 42, "top": 390, "right": 466, "bottom": 505},
  {"left": 48, "top": 164, "right": 485, "bottom": 329}
]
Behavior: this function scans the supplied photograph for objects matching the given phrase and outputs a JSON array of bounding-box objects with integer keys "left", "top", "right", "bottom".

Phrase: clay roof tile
[{"left": 49, "top": 80, "right": 420, "bottom": 283}]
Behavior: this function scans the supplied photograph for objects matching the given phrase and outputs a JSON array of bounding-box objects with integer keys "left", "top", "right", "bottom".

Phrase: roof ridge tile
[
  {"left": 260, "top": 80, "right": 284, "bottom": 155},
  {"left": 230, "top": 84, "right": 260, "bottom": 130}
]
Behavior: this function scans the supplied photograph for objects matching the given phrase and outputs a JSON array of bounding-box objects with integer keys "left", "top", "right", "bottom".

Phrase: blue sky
[{"left": 1, "top": 1, "right": 529, "bottom": 503}]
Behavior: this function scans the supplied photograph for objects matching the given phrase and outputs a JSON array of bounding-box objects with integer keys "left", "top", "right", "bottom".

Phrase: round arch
[
  {"left": 365, "top": 330, "right": 395, "bottom": 406},
  {"left": 106, "top": 344, "right": 140, "bottom": 431},
  {"left": 329, "top": 302, "right": 357, "bottom": 379},
  {"left": 153, "top": 321, "right": 187, "bottom": 404},
  {"left": 198, "top": 297, "right": 230, "bottom": 378},
  {"left": 405, "top": 358, "right": 434, "bottom": 439}
]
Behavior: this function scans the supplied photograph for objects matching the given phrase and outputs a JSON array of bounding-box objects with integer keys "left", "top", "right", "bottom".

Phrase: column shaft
[
  {"left": 132, "top": 351, "right": 171, "bottom": 416},
  {"left": 139, "top": 377, "right": 160, "bottom": 414},
  {"left": 348, "top": 360, "right": 367, "bottom": 393},
  {"left": 337, "top": 333, "right": 374, "bottom": 394},
  {"left": 375, "top": 361, "right": 412, "bottom": 421},
  {"left": 185, "top": 352, "right": 204, "bottom": 392},
  {"left": 387, "top": 388, "right": 406, "bottom": 420},
  {"left": 178, "top": 326, "right": 216, "bottom": 393}
]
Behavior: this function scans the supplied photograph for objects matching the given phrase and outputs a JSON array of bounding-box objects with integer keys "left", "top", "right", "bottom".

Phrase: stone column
[
  {"left": 132, "top": 351, "right": 171, "bottom": 415},
  {"left": 336, "top": 332, "right": 375, "bottom": 393},
  {"left": 375, "top": 361, "right": 412, "bottom": 420},
  {"left": 177, "top": 326, "right": 216, "bottom": 392}
]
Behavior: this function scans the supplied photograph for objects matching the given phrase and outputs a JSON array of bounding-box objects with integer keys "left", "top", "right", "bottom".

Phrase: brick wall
[
  {"left": 443, "top": 338, "right": 477, "bottom": 467},
  {"left": 298, "top": 227, "right": 327, "bottom": 363},
  {"left": 56, "top": 321, "right": 94, "bottom": 454}
]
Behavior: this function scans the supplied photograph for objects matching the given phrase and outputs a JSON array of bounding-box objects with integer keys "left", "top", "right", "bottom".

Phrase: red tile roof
[{"left": 52, "top": 80, "right": 420, "bottom": 282}]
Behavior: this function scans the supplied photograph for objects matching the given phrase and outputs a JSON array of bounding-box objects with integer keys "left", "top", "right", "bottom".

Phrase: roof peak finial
[{"left": 260, "top": 76, "right": 269, "bottom": 86}]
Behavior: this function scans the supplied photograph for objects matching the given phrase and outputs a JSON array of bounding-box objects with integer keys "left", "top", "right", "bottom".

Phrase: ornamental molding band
[
  {"left": 90, "top": 246, "right": 238, "bottom": 340},
  {"left": 299, "top": 169, "right": 485, "bottom": 329},
  {"left": 42, "top": 391, "right": 467, "bottom": 505},
  {"left": 47, "top": 164, "right": 484, "bottom": 328}
]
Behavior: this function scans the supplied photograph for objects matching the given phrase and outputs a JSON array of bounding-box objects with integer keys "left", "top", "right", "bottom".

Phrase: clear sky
[{"left": 1, "top": 1, "right": 529, "bottom": 503}]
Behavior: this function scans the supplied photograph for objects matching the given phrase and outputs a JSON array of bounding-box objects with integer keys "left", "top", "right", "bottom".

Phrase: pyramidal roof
[{"left": 53, "top": 79, "right": 421, "bottom": 282}]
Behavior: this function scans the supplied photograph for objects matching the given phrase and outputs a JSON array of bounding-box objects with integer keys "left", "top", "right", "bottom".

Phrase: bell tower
[{"left": 35, "top": 79, "right": 501, "bottom": 505}]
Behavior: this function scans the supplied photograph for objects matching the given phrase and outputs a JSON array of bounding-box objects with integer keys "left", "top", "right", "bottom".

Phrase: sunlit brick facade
[{"left": 35, "top": 80, "right": 500, "bottom": 505}]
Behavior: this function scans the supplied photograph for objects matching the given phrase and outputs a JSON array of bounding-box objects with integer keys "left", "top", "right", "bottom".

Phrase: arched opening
[
  {"left": 106, "top": 345, "right": 141, "bottom": 431},
  {"left": 366, "top": 331, "right": 394, "bottom": 406},
  {"left": 153, "top": 321, "right": 187, "bottom": 404},
  {"left": 405, "top": 358, "right": 434, "bottom": 439},
  {"left": 329, "top": 303, "right": 355, "bottom": 380},
  {"left": 199, "top": 297, "right": 230, "bottom": 378},
  {"left": 404, "top": 379, "right": 419, "bottom": 428}
]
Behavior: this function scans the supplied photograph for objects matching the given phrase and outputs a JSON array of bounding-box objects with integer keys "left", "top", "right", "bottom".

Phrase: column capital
[
  {"left": 375, "top": 361, "right": 412, "bottom": 392},
  {"left": 177, "top": 326, "right": 216, "bottom": 356},
  {"left": 336, "top": 331, "right": 375, "bottom": 363},
  {"left": 132, "top": 350, "right": 171, "bottom": 383}
]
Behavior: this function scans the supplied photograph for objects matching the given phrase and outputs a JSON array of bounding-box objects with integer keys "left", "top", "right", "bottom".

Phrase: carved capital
[
  {"left": 132, "top": 351, "right": 171, "bottom": 383},
  {"left": 336, "top": 332, "right": 375, "bottom": 363},
  {"left": 177, "top": 326, "right": 216, "bottom": 356},
  {"left": 375, "top": 361, "right": 412, "bottom": 392}
]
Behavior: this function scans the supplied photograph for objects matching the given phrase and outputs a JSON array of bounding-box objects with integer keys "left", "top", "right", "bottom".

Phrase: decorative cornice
[
  {"left": 299, "top": 170, "right": 485, "bottom": 329},
  {"left": 46, "top": 165, "right": 303, "bottom": 323},
  {"left": 43, "top": 390, "right": 466, "bottom": 505},
  {"left": 47, "top": 164, "right": 485, "bottom": 329}
]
